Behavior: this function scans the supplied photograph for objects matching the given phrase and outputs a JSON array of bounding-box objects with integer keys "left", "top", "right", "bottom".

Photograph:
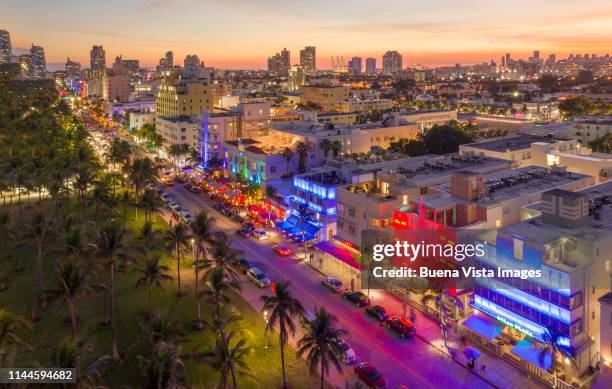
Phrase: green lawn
[{"left": 0, "top": 199, "right": 320, "bottom": 388}]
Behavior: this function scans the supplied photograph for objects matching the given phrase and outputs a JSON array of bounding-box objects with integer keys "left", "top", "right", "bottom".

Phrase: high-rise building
[
  {"left": 382, "top": 51, "right": 402, "bottom": 74},
  {"left": 281, "top": 48, "right": 290, "bottom": 76},
  {"left": 65, "top": 57, "right": 81, "bottom": 75},
  {"left": 501, "top": 56, "right": 506, "bottom": 68},
  {"left": 184, "top": 54, "right": 200, "bottom": 68},
  {"left": 165, "top": 51, "right": 173, "bottom": 67},
  {"left": 288, "top": 65, "right": 305, "bottom": 91},
  {"left": 349, "top": 57, "right": 362, "bottom": 75},
  {"left": 29, "top": 44, "right": 46, "bottom": 79},
  {"left": 156, "top": 69, "right": 212, "bottom": 117},
  {"left": 365, "top": 58, "right": 376, "bottom": 75},
  {"left": 18, "top": 54, "right": 31, "bottom": 80},
  {"left": 0, "top": 30, "right": 11, "bottom": 64},
  {"left": 268, "top": 48, "right": 290, "bottom": 76},
  {"left": 90, "top": 45, "right": 106, "bottom": 71},
  {"left": 533, "top": 50, "right": 540, "bottom": 60},
  {"left": 299, "top": 46, "right": 316, "bottom": 73}
]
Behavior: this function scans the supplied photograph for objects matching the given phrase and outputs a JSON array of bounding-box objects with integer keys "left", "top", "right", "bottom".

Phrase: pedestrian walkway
[{"left": 366, "top": 289, "right": 546, "bottom": 389}]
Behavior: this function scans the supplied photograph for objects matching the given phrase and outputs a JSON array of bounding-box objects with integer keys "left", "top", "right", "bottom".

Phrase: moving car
[
  {"left": 354, "top": 362, "right": 386, "bottom": 389},
  {"left": 385, "top": 317, "right": 416, "bottom": 338},
  {"left": 321, "top": 277, "right": 344, "bottom": 293},
  {"left": 252, "top": 230, "right": 268, "bottom": 240},
  {"left": 237, "top": 258, "right": 252, "bottom": 274},
  {"left": 343, "top": 291, "right": 371, "bottom": 307},
  {"left": 160, "top": 193, "right": 172, "bottom": 202},
  {"left": 246, "top": 267, "right": 270, "bottom": 288},
  {"left": 272, "top": 245, "right": 292, "bottom": 256},
  {"left": 365, "top": 305, "right": 388, "bottom": 322},
  {"left": 338, "top": 338, "right": 357, "bottom": 364}
]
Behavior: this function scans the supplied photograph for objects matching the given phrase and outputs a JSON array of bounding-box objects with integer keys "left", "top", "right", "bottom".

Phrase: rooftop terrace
[{"left": 462, "top": 134, "right": 572, "bottom": 152}]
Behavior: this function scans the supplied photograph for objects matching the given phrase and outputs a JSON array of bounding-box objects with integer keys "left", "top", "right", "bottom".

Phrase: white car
[
  {"left": 337, "top": 338, "right": 357, "bottom": 364},
  {"left": 180, "top": 211, "right": 193, "bottom": 223},
  {"left": 246, "top": 267, "right": 270, "bottom": 288},
  {"left": 252, "top": 230, "right": 268, "bottom": 240}
]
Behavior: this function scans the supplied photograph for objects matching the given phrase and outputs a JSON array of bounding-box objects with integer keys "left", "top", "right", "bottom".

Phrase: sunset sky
[{"left": 3, "top": 0, "right": 611, "bottom": 69}]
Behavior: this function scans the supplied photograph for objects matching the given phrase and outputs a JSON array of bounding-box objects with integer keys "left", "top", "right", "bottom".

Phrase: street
[{"left": 163, "top": 183, "right": 496, "bottom": 389}]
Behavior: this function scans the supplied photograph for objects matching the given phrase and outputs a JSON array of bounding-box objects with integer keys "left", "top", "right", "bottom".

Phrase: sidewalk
[{"left": 366, "top": 289, "right": 546, "bottom": 389}]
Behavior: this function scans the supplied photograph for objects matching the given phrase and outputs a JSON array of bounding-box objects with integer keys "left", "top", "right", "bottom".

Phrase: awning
[
  {"left": 511, "top": 338, "right": 552, "bottom": 371},
  {"left": 276, "top": 221, "right": 292, "bottom": 230},
  {"left": 314, "top": 240, "right": 361, "bottom": 270},
  {"left": 462, "top": 314, "right": 504, "bottom": 341}
]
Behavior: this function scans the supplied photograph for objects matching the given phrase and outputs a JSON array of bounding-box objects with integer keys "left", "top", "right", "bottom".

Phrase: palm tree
[
  {"left": 319, "top": 139, "right": 333, "bottom": 158},
  {"left": 91, "top": 177, "right": 112, "bottom": 216},
  {"left": 202, "top": 268, "right": 241, "bottom": 320},
  {"left": 126, "top": 157, "right": 159, "bottom": 197},
  {"left": 190, "top": 211, "right": 216, "bottom": 329},
  {"left": 73, "top": 167, "right": 95, "bottom": 207},
  {"left": 119, "top": 190, "right": 132, "bottom": 228},
  {"left": 134, "top": 256, "right": 173, "bottom": 319},
  {"left": 265, "top": 184, "right": 278, "bottom": 202},
  {"left": 282, "top": 147, "right": 294, "bottom": 175},
  {"left": 0, "top": 309, "right": 32, "bottom": 367},
  {"left": 296, "top": 142, "right": 309, "bottom": 173},
  {"left": 90, "top": 221, "right": 133, "bottom": 359},
  {"left": 202, "top": 311, "right": 243, "bottom": 389},
  {"left": 141, "top": 312, "right": 185, "bottom": 345},
  {"left": 206, "top": 232, "right": 243, "bottom": 279},
  {"left": 330, "top": 140, "right": 342, "bottom": 157},
  {"left": 21, "top": 211, "right": 54, "bottom": 304},
  {"left": 165, "top": 222, "right": 191, "bottom": 297},
  {"left": 261, "top": 281, "right": 305, "bottom": 389},
  {"left": 49, "top": 260, "right": 90, "bottom": 339},
  {"left": 51, "top": 340, "right": 114, "bottom": 388},
  {"left": 297, "top": 307, "right": 346, "bottom": 389},
  {"left": 138, "top": 341, "right": 186, "bottom": 389},
  {"left": 187, "top": 147, "right": 202, "bottom": 167},
  {"left": 538, "top": 329, "right": 577, "bottom": 386},
  {"left": 139, "top": 188, "right": 161, "bottom": 224},
  {"left": 201, "top": 329, "right": 255, "bottom": 389},
  {"left": 138, "top": 220, "right": 163, "bottom": 254},
  {"left": 295, "top": 204, "right": 314, "bottom": 260}
]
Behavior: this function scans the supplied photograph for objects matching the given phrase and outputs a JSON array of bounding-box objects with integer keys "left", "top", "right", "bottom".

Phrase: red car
[
  {"left": 386, "top": 317, "right": 416, "bottom": 338},
  {"left": 354, "top": 362, "right": 386, "bottom": 388},
  {"left": 272, "top": 245, "right": 292, "bottom": 256}
]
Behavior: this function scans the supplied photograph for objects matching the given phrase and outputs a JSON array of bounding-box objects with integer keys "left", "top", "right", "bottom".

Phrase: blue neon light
[{"left": 473, "top": 296, "right": 570, "bottom": 347}]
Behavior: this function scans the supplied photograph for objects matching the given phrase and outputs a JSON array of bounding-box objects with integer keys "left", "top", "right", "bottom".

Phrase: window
[
  {"left": 570, "top": 292, "right": 583, "bottom": 310},
  {"left": 495, "top": 219, "right": 502, "bottom": 228},
  {"left": 420, "top": 187, "right": 428, "bottom": 195},
  {"left": 348, "top": 225, "right": 356, "bottom": 235},
  {"left": 513, "top": 238, "right": 524, "bottom": 260},
  {"left": 269, "top": 165, "right": 277, "bottom": 173},
  {"left": 571, "top": 319, "right": 583, "bottom": 336},
  {"left": 348, "top": 208, "right": 356, "bottom": 218}
]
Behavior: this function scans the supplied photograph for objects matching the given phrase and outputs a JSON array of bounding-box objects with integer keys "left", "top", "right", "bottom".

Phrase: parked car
[
  {"left": 354, "top": 362, "right": 386, "bottom": 389},
  {"left": 321, "top": 277, "right": 344, "bottom": 293},
  {"left": 252, "top": 230, "right": 268, "bottom": 240},
  {"left": 343, "top": 291, "right": 370, "bottom": 307},
  {"left": 230, "top": 214, "right": 244, "bottom": 223},
  {"left": 365, "top": 305, "right": 388, "bottom": 322},
  {"left": 179, "top": 211, "right": 193, "bottom": 223},
  {"left": 160, "top": 193, "right": 172, "bottom": 202},
  {"left": 337, "top": 338, "right": 357, "bottom": 364},
  {"left": 236, "top": 228, "right": 254, "bottom": 238},
  {"left": 183, "top": 182, "right": 192, "bottom": 190},
  {"left": 385, "top": 317, "right": 416, "bottom": 338},
  {"left": 213, "top": 203, "right": 224, "bottom": 211},
  {"left": 272, "top": 245, "right": 292, "bottom": 256},
  {"left": 246, "top": 267, "right": 270, "bottom": 288},
  {"left": 237, "top": 258, "right": 252, "bottom": 274}
]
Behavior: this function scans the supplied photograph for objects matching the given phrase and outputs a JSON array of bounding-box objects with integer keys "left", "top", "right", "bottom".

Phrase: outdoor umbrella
[{"left": 463, "top": 346, "right": 481, "bottom": 360}]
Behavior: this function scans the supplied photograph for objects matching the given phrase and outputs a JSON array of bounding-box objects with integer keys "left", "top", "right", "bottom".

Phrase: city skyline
[{"left": 2, "top": 0, "right": 611, "bottom": 69}]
